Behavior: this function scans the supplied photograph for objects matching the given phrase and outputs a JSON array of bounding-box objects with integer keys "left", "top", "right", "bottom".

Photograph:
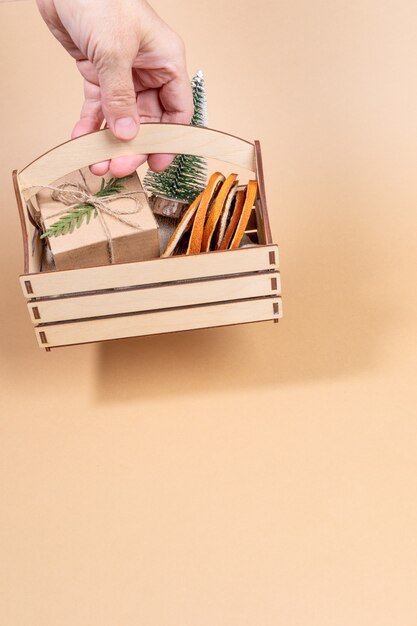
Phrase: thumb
[{"left": 97, "top": 59, "right": 139, "bottom": 141}]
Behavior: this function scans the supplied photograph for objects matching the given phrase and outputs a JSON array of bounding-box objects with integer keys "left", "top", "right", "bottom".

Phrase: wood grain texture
[
  {"left": 20, "top": 244, "right": 279, "bottom": 298},
  {"left": 28, "top": 272, "right": 281, "bottom": 324},
  {"left": 13, "top": 169, "right": 30, "bottom": 272},
  {"left": 14, "top": 126, "right": 280, "bottom": 349},
  {"left": 34, "top": 297, "right": 282, "bottom": 347},
  {"left": 13, "top": 169, "right": 42, "bottom": 273},
  {"left": 254, "top": 140, "right": 273, "bottom": 245},
  {"left": 18, "top": 124, "right": 256, "bottom": 200}
]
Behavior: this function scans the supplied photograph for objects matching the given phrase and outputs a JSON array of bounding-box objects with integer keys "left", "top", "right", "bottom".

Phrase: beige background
[{"left": 1, "top": 1, "right": 417, "bottom": 624}]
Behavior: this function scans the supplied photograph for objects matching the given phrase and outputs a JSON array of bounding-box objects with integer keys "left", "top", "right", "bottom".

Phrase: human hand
[{"left": 36, "top": 0, "right": 194, "bottom": 177}]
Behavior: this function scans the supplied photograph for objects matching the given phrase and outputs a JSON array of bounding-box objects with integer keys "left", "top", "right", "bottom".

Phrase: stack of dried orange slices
[{"left": 161, "top": 172, "right": 258, "bottom": 257}]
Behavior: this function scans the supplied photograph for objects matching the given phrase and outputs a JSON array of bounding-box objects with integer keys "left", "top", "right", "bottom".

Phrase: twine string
[{"left": 25, "top": 177, "right": 146, "bottom": 264}]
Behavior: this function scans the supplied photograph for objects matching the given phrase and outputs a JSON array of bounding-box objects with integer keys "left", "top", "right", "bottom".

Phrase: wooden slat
[
  {"left": 13, "top": 170, "right": 30, "bottom": 274},
  {"left": 18, "top": 124, "right": 255, "bottom": 200},
  {"left": 34, "top": 297, "right": 282, "bottom": 348},
  {"left": 28, "top": 272, "right": 281, "bottom": 323},
  {"left": 20, "top": 244, "right": 279, "bottom": 299},
  {"left": 254, "top": 140, "right": 273, "bottom": 245},
  {"left": 13, "top": 170, "right": 44, "bottom": 274}
]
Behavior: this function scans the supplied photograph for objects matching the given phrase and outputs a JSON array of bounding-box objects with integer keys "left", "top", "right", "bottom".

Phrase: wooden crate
[{"left": 14, "top": 123, "right": 282, "bottom": 350}]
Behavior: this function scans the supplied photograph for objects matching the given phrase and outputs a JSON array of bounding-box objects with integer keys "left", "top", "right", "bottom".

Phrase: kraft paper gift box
[{"left": 35, "top": 168, "right": 159, "bottom": 270}]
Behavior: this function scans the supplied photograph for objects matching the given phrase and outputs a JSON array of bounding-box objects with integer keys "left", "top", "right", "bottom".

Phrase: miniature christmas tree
[{"left": 144, "top": 70, "right": 208, "bottom": 218}]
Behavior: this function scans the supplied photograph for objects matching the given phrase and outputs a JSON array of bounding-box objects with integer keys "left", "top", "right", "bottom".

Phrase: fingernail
[{"left": 114, "top": 117, "right": 137, "bottom": 140}]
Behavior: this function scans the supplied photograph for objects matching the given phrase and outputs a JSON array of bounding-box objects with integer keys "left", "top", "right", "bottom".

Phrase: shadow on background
[
  {"left": 94, "top": 195, "right": 389, "bottom": 403},
  {"left": 1, "top": 160, "right": 390, "bottom": 403}
]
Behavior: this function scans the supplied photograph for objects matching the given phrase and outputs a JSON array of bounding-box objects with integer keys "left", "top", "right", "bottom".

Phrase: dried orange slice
[
  {"left": 218, "top": 189, "right": 245, "bottom": 250},
  {"left": 229, "top": 180, "right": 258, "bottom": 250},
  {"left": 187, "top": 172, "right": 225, "bottom": 255},
  {"left": 201, "top": 173, "right": 237, "bottom": 252},
  {"left": 161, "top": 192, "right": 202, "bottom": 257},
  {"left": 215, "top": 182, "right": 239, "bottom": 249}
]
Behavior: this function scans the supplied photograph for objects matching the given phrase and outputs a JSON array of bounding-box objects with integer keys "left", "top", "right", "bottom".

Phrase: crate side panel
[
  {"left": 28, "top": 272, "right": 281, "bottom": 324},
  {"left": 35, "top": 297, "right": 282, "bottom": 347},
  {"left": 20, "top": 245, "right": 279, "bottom": 299}
]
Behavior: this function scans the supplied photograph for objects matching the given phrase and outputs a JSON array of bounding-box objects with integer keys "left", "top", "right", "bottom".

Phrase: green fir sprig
[{"left": 40, "top": 175, "right": 132, "bottom": 239}]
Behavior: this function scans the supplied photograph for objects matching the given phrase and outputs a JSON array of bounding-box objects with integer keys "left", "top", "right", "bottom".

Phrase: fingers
[
  {"left": 90, "top": 161, "right": 111, "bottom": 176},
  {"left": 159, "top": 72, "right": 194, "bottom": 125},
  {"left": 97, "top": 54, "right": 139, "bottom": 141},
  {"left": 109, "top": 155, "right": 148, "bottom": 177},
  {"left": 72, "top": 68, "right": 194, "bottom": 177},
  {"left": 71, "top": 77, "right": 104, "bottom": 137},
  {"left": 142, "top": 73, "right": 193, "bottom": 172},
  {"left": 72, "top": 76, "right": 144, "bottom": 177},
  {"left": 147, "top": 153, "right": 176, "bottom": 172},
  {"left": 71, "top": 77, "right": 110, "bottom": 175}
]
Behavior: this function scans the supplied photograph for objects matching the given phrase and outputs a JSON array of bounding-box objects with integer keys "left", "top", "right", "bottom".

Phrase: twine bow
[{"left": 26, "top": 174, "right": 146, "bottom": 264}]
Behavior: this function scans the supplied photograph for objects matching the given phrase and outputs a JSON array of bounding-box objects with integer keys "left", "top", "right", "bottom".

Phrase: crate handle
[
  {"left": 17, "top": 123, "right": 256, "bottom": 201},
  {"left": 13, "top": 125, "right": 273, "bottom": 275}
]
